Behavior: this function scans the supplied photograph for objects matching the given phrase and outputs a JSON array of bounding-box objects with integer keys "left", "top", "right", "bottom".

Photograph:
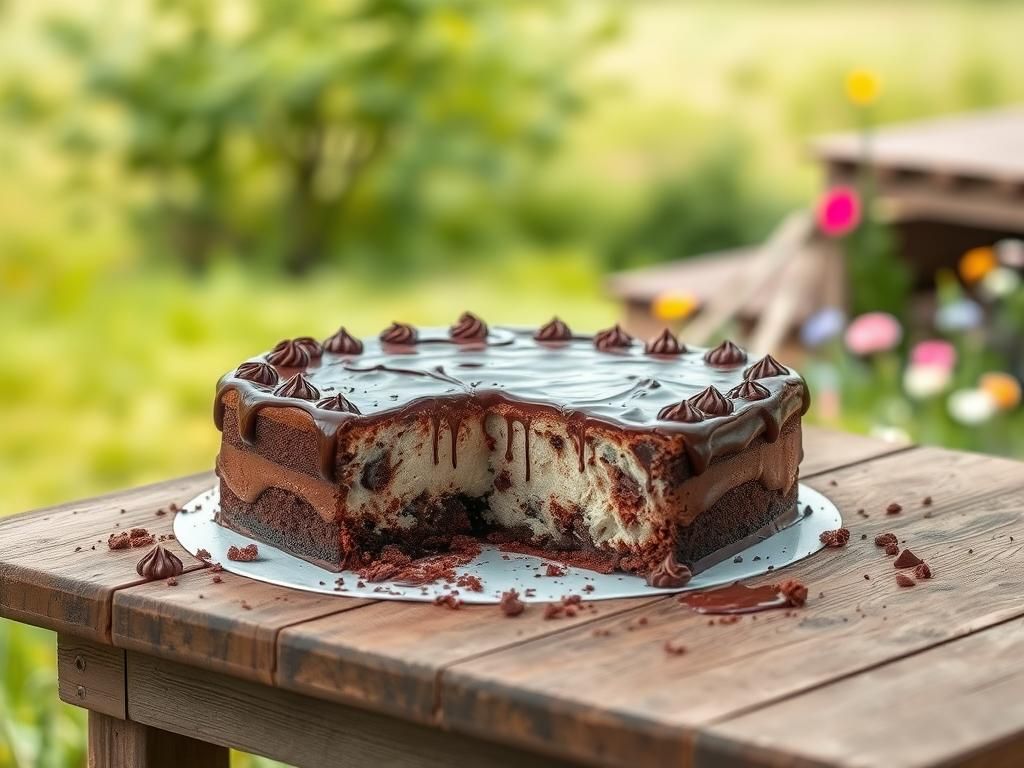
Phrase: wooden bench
[{"left": 4, "top": 427, "right": 1024, "bottom": 767}]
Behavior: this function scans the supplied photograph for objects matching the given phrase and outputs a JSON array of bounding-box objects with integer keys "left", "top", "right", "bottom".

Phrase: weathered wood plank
[
  {"left": 699, "top": 617, "right": 1024, "bottom": 768},
  {"left": 58, "top": 636, "right": 128, "bottom": 719},
  {"left": 88, "top": 710, "right": 229, "bottom": 768},
  {"left": 112, "top": 569, "right": 372, "bottom": 684},
  {"left": 800, "top": 425, "right": 910, "bottom": 477},
  {"left": 439, "top": 447, "right": 1024, "bottom": 767},
  {"left": 276, "top": 595, "right": 658, "bottom": 723},
  {"left": 0, "top": 474, "right": 213, "bottom": 642},
  {"left": 126, "top": 651, "right": 580, "bottom": 768}
]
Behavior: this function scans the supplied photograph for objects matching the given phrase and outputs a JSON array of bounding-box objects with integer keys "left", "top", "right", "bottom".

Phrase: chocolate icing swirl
[
  {"left": 317, "top": 394, "right": 361, "bottom": 414},
  {"left": 294, "top": 336, "right": 323, "bottom": 360},
  {"left": 657, "top": 400, "right": 704, "bottom": 423},
  {"left": 449, "top": 312, "right": 488, "bottom": 343},
  {"left": 594, "top": 324, "right": 633, "bottom": 351},
  {"left": 534, "top": 316, "right": 572, "bottom": 342},
  {"left": 136, "top": 546, "right": 184, "bottom": 580},
  {"left": 646, "top": 553, "right": 693, "bottom": 588},
  {"left": 235, "top": 361, "right": 279, "bottom": 387},
  {"left": 267, "top": 339, "right": 311, "bottom": 368},
  {"left": 744, "top": 354, "right": 789, "bottom": 380},
  {"left": 729, "top": 380, "right": 770, "bottom": 401},
  {"left": 380, "top": 322, "right": 418, "bottom": 345},
  {"left": 688, "top": 386, "right": 733, "bottom": 417},
  {"left": 274, "top": 373, "right": 320, "bottom": 400},
  {"left": 645, "top": 328, "right": 684, "bottom": 355},
  {"left": 704, "top": 340, "right": 747, "bottom": 367},
  {"left": 323, "top": 326, "right": 364, "bottom": 355}
]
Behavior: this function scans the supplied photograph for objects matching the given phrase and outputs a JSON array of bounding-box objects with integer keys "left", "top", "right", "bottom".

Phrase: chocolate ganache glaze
[{"left": 216, "top": 320, "right": 808, "bottom": 482}]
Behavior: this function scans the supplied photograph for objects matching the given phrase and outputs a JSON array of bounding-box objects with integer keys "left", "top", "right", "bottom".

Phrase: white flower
[
  {"left": 869, "top": 425, "right": 912, "bottom": 444},
  {"left": 947, "top": 388, "right": 997, "bottom": 425},
  {"left": 979, "top": 267, "right": 1021, "bottom": 301},
  {"left": 996, "top": 238, "right": 1024, "bottom": 269},
  {"left": 903, "top": 364, "right": 951, "bottom": 400}
]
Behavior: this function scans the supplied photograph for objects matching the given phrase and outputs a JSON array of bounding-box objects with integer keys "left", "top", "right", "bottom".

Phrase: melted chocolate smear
[
  {"left": 216, "top": 327, "right": 808, "bottom": 482},
  {"left": 680, "top": 583, "right": 788, "bottom": 615}
]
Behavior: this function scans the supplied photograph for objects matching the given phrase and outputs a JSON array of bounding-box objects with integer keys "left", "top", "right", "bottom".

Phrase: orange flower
[
  {"left": 979, "top": 372, "right": 1021, "bottom": 411},
  {"left": 959, "top": 246, "right": 997, "bottom": 284}
]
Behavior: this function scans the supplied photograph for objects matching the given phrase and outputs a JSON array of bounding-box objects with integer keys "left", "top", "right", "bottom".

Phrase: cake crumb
[
  {"left": 913, "top": 562, "right": 932, "bottom": 579},
  {"left": 777, "top": 580, "right": 808, "bottom": 607},
  {"left": 434, "top": 594, "right": 461, "bottom": 610},
  {"left": 195, "top": 548, "right": 211, "bottom": 561},
  {"left": 819, "top": 528, "right": 850, "bottom": 548},
  {"left": 663, "top": 640, "right": 687, "bottom": 656},
  {"left": 499, "top": 589, "right": 525, "bottom": 617},
  {"left": 456, "top": 574, "right": 484, "bottom": 592},
  {"left": 107, "top": 532, "right": 131, "bottom": 550},
  {"left": 922, "top": 496, "right": 933, "bottom": 506},
  {"left": 544, "top": 563, "right": 566, "bottom": 577},
  {"left": 895, "top": 573, "right": 915, "bottom": 588},
  {"left": 885, "top": 543, "right": 899, "bottom": 556},
  {"left": 212, "top": 574, "right": 223, "bottom": 584},
  {"left": 886, "top": 502, "right": 903, "bottom": 515},
  {"left": 875, "top": 532, "right": 898, "bottom": 547},
  {"left": 227, "top": 544, "right": 259, "bottom": 562},
  {"left": 166, "top": 577, "right": 177, "bottom": 587}
]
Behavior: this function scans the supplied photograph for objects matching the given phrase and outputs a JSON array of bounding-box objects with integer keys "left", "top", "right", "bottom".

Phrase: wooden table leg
[{"left": 88, "top": 711, "right": 229, "bottom": 768}]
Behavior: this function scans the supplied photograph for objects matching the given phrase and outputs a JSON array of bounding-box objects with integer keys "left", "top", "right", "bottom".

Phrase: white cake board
[{"left": 173, "top": 485, "right": 840, "bottom": 604}]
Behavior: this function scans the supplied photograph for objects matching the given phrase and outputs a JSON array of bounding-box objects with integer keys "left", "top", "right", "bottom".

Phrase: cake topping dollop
[
  {"left": 646, "top": 553, "right": 693, "bottom": 588},
  {"left": 534, "top": 316, "right": 573, "bottom": 342},
  {"left": 380, "top": 321, "right": 418, "bottom": 345},
  {"left": 594, "top": 324, "right": 633, "bottom": 351},
  {"left": 316, "top": 394, "right": 361, "bottom": 414},
  {"left": 136, "top": 545, "right": 184, "bottom": 580},
  {"left": 728, "top": 380, "right": 770, "bottom": 401},
  {"left": 657, "top": 400, "right": 705, "bottom": 423},
  {"left": 274, "top": 373, "right": 321, "bottom": 400},
  {"left": 704, "top": 340, "right": 748, "bottom": 367},
  {"left": 688, "top": 386, "right": 734, "bottom": 416},
  {"left": 449, "top": 311, "right": 488, "bottom": 342},
  {"left": 293, "top": 336, "right": 323, "bottom": 360},
  {"left": 267, "top": 338, "right": 313, "bottom": 367},
  {"left": 323, "top": 326, "right": 364, "bottom": 355},
  {"left": 235, "top": 361, "right": 279, "bottom": 387},
  {"left": 744, "top": 354, "right": 789, "bottom": 380},
  {"left": 645, "top": 329, "right": 684, "bottom": 355}
]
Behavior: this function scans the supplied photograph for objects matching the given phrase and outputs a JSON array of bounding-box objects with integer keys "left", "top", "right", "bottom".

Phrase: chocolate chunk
[{"left": 893, "top": 549, "right": 923, "bottom": 569}]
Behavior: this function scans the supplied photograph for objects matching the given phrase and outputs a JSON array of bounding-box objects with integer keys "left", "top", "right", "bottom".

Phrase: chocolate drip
[
  {"left": 688, "top": 386, "right": 733, "bottom": 417},
  {"left": 744, "top": 354, "right": 789, "bottom": 380},
  {"left": 136, "top": 546, "right": 184, "bottom": 580},
  {"left": 267, "top": 339, "right": 312, "bottom": 367},
  {"left": 658, "top": 400, "right": 704, "bottom": 423},
  {"left": 450, "top": 312, "right": 488, "bottom": 343},
  {"left": 503, "top": 415, "right": 533, "bottom": 481},
  {"left": 534, "top": 316, "right": 572, "bottom": 342},
  {"left": 275, "top": 373, "right": 320, "bottom": 400},
  {"left": 235, "top": 361, "right": 279, "bottom": 387},
  {"left": 645, "top": 329, "right": 684, "bottom": 355},
  {"left": 594, "top": 324, "right": 633, "bottom": 351},
  {"left": 646, "top": 554, "right": 692, "bottom": 588},
  {"left": 729, "top": 380, "right": 770, "bottom": 401},
  {"left": 704, "top": 340, "right": 747, "bottom": 367},
  {"left": 323, "top": 326, "right": 364, "bottom": 355},
  {"left": 317, "top": 394, "right": 360, "bottom": 413},
  {"left": 380, "top": 322, "right": 418, "bottom": 345}
]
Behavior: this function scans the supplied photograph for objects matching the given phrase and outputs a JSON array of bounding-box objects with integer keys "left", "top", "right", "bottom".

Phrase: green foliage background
[{"left": 3, "top": 1, "right": 1024, "bottom": 765}]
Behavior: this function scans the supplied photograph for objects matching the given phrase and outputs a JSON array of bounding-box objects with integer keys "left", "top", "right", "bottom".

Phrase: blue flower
[
  {"left": 935, "top": 299, "right": 984, "bottom": 332},
  {"left": 800, "top": 307, "right": 845, "bottom": 348}
]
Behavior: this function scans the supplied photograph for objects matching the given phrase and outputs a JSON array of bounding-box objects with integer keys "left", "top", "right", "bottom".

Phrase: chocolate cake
[{"left": 213, "top": 314, "right": 809, "bottom": 581}]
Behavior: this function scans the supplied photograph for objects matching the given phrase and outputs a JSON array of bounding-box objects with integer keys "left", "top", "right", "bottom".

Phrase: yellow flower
[
  {"left": 959, "top": 246, "right": 997, "bottom": 284},
  {"left": 845, "top": 69, "right": 881, "bottom": 106},
  {"left": 652, "top": 292, "right": 700, "bottom": 321},
  {"left": 979, "top": 372, "right": 1022, "bottom": 411}
]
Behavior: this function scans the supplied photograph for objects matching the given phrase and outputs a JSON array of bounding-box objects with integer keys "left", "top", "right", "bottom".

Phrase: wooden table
[{"left": 4, "top": 427, "right": 1024, "bottom": 767}]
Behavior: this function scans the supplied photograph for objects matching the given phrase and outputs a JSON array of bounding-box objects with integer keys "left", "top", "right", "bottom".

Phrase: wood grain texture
[
  {"left": 700, "top": 616, "right": 1024, "bottom": 768},
  {"left": 58, "top": 636, "right": 128, "bottom": 719},
  {"left": 0, "top": 473, "right": 213, "bottom": 642},
  {"left": 440, "top": 447, "right": 1024, "bottom": 767},
  {"left": 277, "top": 595, "right": 658, "bottom": 723},
  {"left": 126, "top": 651, "right": 580, "bottom": 768},
  {"left": 113, "top": 569, "right": 371, "bottom": 684},
  {"left": 800, "top": 425, "right": 910, "bottom": 477},
  {"left": 88, "top": 711, "right": 229, "bottom": 768}
]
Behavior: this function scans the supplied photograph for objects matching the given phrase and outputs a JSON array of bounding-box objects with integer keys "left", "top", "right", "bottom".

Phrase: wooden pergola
[{"left": 608, "top": 107, "right": 1024, "bottom": 355}]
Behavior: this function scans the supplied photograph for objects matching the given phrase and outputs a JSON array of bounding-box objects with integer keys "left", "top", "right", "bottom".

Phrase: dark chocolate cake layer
[{"left": 213, "top": 316, "right": 810, "bottom": 579}]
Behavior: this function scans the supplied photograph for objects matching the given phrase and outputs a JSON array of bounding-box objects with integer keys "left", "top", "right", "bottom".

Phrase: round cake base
[{"left": 173, "top": 485, "right": 841, "bottom": 604}]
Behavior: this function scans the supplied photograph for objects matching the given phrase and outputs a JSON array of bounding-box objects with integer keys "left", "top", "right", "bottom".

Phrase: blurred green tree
[{"left": 39, "top": 0, "right": 613, "bottom": 274}]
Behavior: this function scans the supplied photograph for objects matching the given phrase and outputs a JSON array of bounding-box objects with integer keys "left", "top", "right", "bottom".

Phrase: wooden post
[{"left": 88, "top": 712, "right": 229, "bottom": 768}]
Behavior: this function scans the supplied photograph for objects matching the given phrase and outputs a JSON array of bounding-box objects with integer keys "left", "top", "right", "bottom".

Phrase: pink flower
[
  {"left": 844, "top": 312, "right": 902, "bottom": 355},
  {"left": 910, "top": 340, "right": 956, "bottom": 372},
  {"left": 816, "top": 186, "right": 861, "bottom": 237}
]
